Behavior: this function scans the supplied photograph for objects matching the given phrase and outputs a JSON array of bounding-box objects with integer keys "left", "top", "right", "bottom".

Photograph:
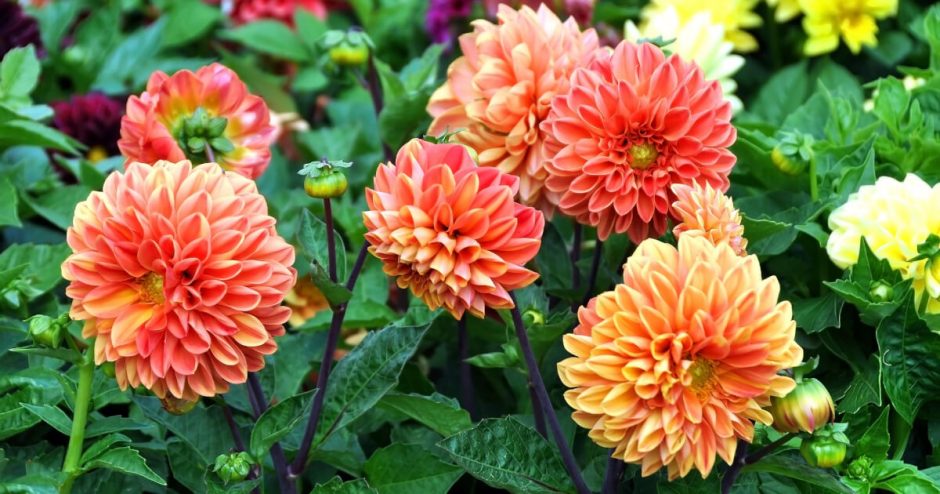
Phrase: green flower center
[
  {"left": 174, "top": 107, "right": 233, "bottom": 163},
  {"left": 140, "top": 272, "right": 165, "bottom": 305},
  {"left": 628, "top": 142, "right": 659, "bottom": 169}
]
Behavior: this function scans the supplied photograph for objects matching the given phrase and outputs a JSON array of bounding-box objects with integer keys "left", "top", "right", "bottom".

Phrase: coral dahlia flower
[
  {"left": 61, "top": 161, "right": 296, "bottom": 400},
  {"left": 557, "top": 236, "right": 803, "bottom": 478},
  {"left": 363, "top": 138, "right": 544, "bottom": 319},
  {"left": 540, "top": 41, "right": 736, "bottom": 243},
  {"left": 118, "top": 63, "right": 276, "bottom": 180},
  {"left": 228, "top": 0, "right": 328, "bottom": 26},
  {"left": 427, "top": 4, "right": 599, "bottom": 211},
  {"left": 671, "top": 182, "right": 747, "bottom": 255}
]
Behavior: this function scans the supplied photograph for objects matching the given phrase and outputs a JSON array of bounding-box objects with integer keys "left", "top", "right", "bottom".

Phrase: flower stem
[
  {"left": 219, "top": 398, "right": 261, "bottom": 490},
  {"left": 205, "top": 146, "right": 216, "bottom": 164},
  {"left": 528, "top": 381, "right": 547, "bottom": 438},
  {"left": 360, "top": 55, "right": 394, "bottom": 163},
  {"left": 720, "top": 440, "right": 748, "bottom": 494},
  {"left": 602, "top": 449, "right": 624, "bottom": 494},
  {"left": 457, "top": 317, "right": 478, "bottom": 419},
  {"left": 581, "top": 239, "right": 604, "bottom": 307},
  {"left": 324, "top": 198, "right": 337, "bottom": 283},
  {"left": 809, "top": 154, "right": 819, "bottom": 202},
  {"left": 745, "top": 433, "right": 797, "bottom": 465},
  {"left": 288, "top": 243, "right": 369, "bottom": 478},
  {"left": 60, "top": 353, "right": 94, "bottom": 494},
  {"left": 246, "top": 373, "right": 296, "bottom": 494},
  {"left": 509, "top": 293, "right": 590, "bottom": 494}
]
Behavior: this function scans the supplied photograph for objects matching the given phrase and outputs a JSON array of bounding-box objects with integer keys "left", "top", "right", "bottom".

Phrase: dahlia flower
[
  {"left": 766, "top": 0, "right": 801, "bottom": 22},
  {"left": 118, "top": 63, "right": 276, "bottom": 180},
  {"left": 0, "top": 1, "right": 43, "bottom": 58},
  {"left": 363, "top": 139, "right": 544, "bottom": 319},
  {"left": 540, "top": 41, "right": 736, "bottom": 243},
  {"left": 827, "top": 174, "right": 940, "bottom": 313},
  {"left": 671, "top": 182, "right": 747, "bottom": 255},
  {"left": 228, "top": 0, "right": 327, "bottom": 26},
  {"left": 625, "top": 7, "right": 745, "bottom": 112},
  {"left": 638, "top": 0, "right": 762, "bottom": 52},
  {"left": 285, "top": 277, "right": 329, "bottom": 327},
  {"left": 52, "top": 93, "right": 125, "bottom": 162},
  {"left": 61, "top": 161, "right": 296, "bottom": 400},
  {"left": 799, "top": 0, "right": 897, "bottom": 55},
  {"left": 426, "top": 0, "right": 474, "bottom": 45},
  {"left": 427, "top": 4, "right": 599, "bottom": 211},
  {"left": 557, "top": 236, "right": 803, "bottom": 478}
]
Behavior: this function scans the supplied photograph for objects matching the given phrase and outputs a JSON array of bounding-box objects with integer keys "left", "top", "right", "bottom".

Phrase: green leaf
[
  {"left": 364, "top": 443, "right": 462, "bottom": 494},
  {"left": 0, "top": 45, "right": 40, "bottom": 100},
  {"left": 0, "top": 243, "right": 70, "bottom": 301},
  {"left": 93, "top": 20, "right": 166, "bottom": 92},
  {"left": 0, "top": 120, "right": 81, "bottom": 154},
  {"left": 297, "top": 209, "right": 348, "bottom": 282},
  {"left": 438, "top": 417, "right": 575, "bottom": 494},
  {"left": 135, "top": 397, "right": 234, "bottom": 463},
  {"left": 249, "top": 389, "right": 314, "bottom": 459},
  {"left": 313, "top": 476, "right": 378, "bottom": 494},
  {"left": 0, "top": 368, "right": 64, "bottom": 440},
  {"left": 534, "top": 222, "right": 573, "bottom": 297},
  {"left": 79, "top": 433, "right": 132, "bottom": 465},
  {"left": 221, "top": 21, "right": 311, "bottom": 62},
  {"left": 310, "top": 263, "right": 353, "bottom": 306},
  {"left": 876, "top": 298, "right": 940, "bottom": 424},
  {"left": 0, "top": 474, "right": 62, "bottom": 493},
  {"left": 0, "top": 174, "right": 21, "bottom": 227},
  {"left": 20, "top": 185, "right": 92, "bottom": 230},
  {"left": 162, "top": 0, "right": 221, "bottom": 48},
  {"left": 870, "top": 460, "right": 940, "bottom": 494},
  {"left": 82, "top": 446, "right": 166, "bottom": 486},
  {"left": 295, "top": 9, "right": 328, "bottom": 54},
  {"left": 84, "top": 417, "right": 151, "bottom": 438},
  {"left": 740, "top": 453, "right": 853, "bottom": 493},
  {"left": 838, "top": 355, "right": 882, "bottom": 414},
  {"left": 856, "top": 407, "right": 891, "bottom": 460},
  {"left": 747, "top": 61, "right": 810, "bottom": 125},
  {"left": 9, "top": 346, "right": 83, "bottom": 364},
  {"left": 166, "top": 438, "right": 209, "bottom": 494},
  {"left": 314, "top": 324, "right": 430, "bottom": 447},
  {"left": 20, "top": 403, "right": 72, "bottom": 436},
  {"left": 378, "top": 86, "right": 434, "bottom": 150},
  {"left": 792, "top": 289, "right": 843, "bottom": 334},
  {"left": 378, "top": 392, "right": 472, "bottom": 436},
  {"left": 741, "top": 215, "right": 797, "bottom": 256},
  {"left": 872, "top": 78, "right": 910, "bottom": 133}
]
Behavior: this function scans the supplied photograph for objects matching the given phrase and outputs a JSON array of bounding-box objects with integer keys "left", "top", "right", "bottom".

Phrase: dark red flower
[
  {"left": 0, "top": 1, "right": 44, "bottom": 59},
  {"left": 52, "top": 93, "right": 125, "bottom": 159}
]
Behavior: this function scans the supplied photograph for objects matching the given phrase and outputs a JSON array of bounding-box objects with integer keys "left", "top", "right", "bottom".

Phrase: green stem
[
  {"left": 60, "top": 355, "right": 94, "bottom": 494},
  {"left": 809, "top": 154, "right": 819, "bottom": 202}
]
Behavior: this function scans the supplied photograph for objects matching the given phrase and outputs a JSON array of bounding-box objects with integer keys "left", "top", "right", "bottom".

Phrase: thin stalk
[
  {"left": 60, "top": 355, "right": 94, "bottom": 494},
  {"left": 219, "top": 398, "right": 261, "bottom": 490},
  {"left": 324, "top": 198, "right": 337, "bottom": 283},
  {"left": 602, "top": 450, "right": 624, "bottom": 494},
  {"left": 527, "top": 379, "right": 547, "bottom": 437},
  {"left": 580, "top": 239, "right": 604, "bottom": 307},
  {"left": 509, "top": 293, "right": 590, "bottom": 494},
  {"left": 457, "top": 318, "right": 478, "bottom": 419},
  {"left": 720, "top": 440, "right": 748, "bottom": 494},
  {"left": 363, "top": 55, "right": 394, "bottom": 163},
  {"left": 809, "top": 154, "right": 819, "bottom": 202},
  {"left": 745, "top": 433, "right": 796, "bottom": 465},
  {"left": 571, "top": 224, "right": 582, "bottom": 291},
  {"left": 288, "top": 244, "right": 369, "bottom": 477},
  {"left": 205, "top": 146, "right": 216, "bottom": 164},
  {"left": 247, "top": 374, "right": 296, "bottom": 494}
]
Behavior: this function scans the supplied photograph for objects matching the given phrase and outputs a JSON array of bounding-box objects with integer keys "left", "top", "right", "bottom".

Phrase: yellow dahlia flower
[
  {"left": 639, "top": 0, "right": 762, "bottom": 52},
  {"left": 558, "top": 236, "right": 803, "bottom": 479},
  {"left": 625, "top": 7, "right": 745, "bottom": 112},
  {"left": 766, "top": 0, "right": 801, "bottom": 22},
  {"left": 827, "top": 174, "right": 940, "bottom": 313},
  {"left": 799, "top": 0, "right": 898, "bottom": 56}
]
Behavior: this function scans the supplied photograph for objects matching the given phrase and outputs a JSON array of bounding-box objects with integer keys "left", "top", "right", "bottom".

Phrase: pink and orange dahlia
[
  {"left": 229, "top": 0, "right": 328, "bottom": 26},
  {"left": 426, "top": 4, "right": 599, "bottom": 211},
  {"left": 540, "top": 41, "right": 736, "bottom": 242},
  {"left": 364, "top": 138, "right": 544, "bottom": 319},
  {"left": 671, "top": 182, "right": 747, "bottom": 255},
  {"left": 61, "top": 160, "right": 296, "bottom": 401},
  {"left": 557, "top": 236, "right": 803, "bottom": 479},
  {"left": 118, "top": 63, "right": 276, "bottom": 180}
]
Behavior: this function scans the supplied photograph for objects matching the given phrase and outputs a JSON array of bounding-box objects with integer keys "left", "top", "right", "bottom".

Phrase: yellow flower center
[
  {"left": 688, "top": 358, "right": 717, "bottom": 396},
  {"left": 86, "top": 146, "right": 109, "bottom": 164},
  {"left": 140, "top": 272, "right": 165, "bottom": 304},
  {"left": 628, "top": 142, "right": 658, "bottom": 169}
]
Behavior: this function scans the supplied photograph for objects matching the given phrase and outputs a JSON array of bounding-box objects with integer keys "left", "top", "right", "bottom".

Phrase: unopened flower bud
[
  {"left": 769, "top": 378, "right": 834, "bottom": 433},
  {"left": 522, "top": 308, "right": 544, "bottom": 326},
  {"left": 868, "top": 281, "right": 893, "bottom": 302},
  {"left": 847, "top": 455, "right": 874, "bottom": 480},
  {"left": 213, "top": 451, "right": 254, "bottom": 484},
  {"left": 27, "top": 314, "right": 68, "bottom": 349},
  {"left": 800, "top": 435, "right": 847, "bottom": 468},
  {"left": 300, "top": 160, "right": 352, "bottom": 199}
]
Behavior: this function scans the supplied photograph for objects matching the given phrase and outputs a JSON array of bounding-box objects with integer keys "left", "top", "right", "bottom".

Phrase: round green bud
[
  {"left": 304, "top": 171, "right": 348, "bottom": 199},
  {"left": 329, "top": 42, "right": 369, "bottom": 67},
  {"left": 868, "top": 281, "right": 893, "bottom": 303},
  {"left": 214, "top": 451, "right": 254, "bottom": 484},
  {"left": 28, "top": 315, "right": 64, "bottom": 349},
  {"left": 800, "top": 435, "right": 847, "bottom": 469}
]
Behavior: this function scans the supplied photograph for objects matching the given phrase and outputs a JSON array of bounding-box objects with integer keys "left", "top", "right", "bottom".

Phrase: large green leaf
[
  {"left": 740, "top": 453, "right": 853, "bottom": 493},
  {"left": 313, "top": 324, "right": 430, "bottom": 447},
  {"left": 534, "top": 222, "right": 574, "bottom": 298},
  {"left": 378, "top": 392, "right": 472, "bottom": 436},
  {"left": 856, "top": 407, "right": 891, "bottom": 460},
  {"left": 221, "top": 21, "right": 311, "bottom": 62},
  {"left": 0, "top": 120, "right": 81, "bottom": 154},
  {"left": 297, "top": 209, "right": 348, "bottom": 284},
  {"left": 93, "top": 19, "right": 166, "bottom": 93},
  {"left": 20, "top": 185, "right": 91, "bottom": 230},
  {"left": 838, "top": 355, "right": 882, "bottom": 414},
  {"left": 21, "top": 403, "right": 72, "bottom": 436},
  {"left": 364, "top": 443, "right": 462, "bottom": 494},
  {"left": 314, "top": 476, "right": 379, "bottom": 493},
  {"left": 438, "top": 417, "right": 575, "bottom": 494},
  {"left": 79, "top": 433, "right": 132, "bottom": 466},
  {"left": 134, "top": 397, "right": 234, "bottom": 463},
  {"left": 0, "top": 243, "right": 70, "bottom": 301},
  {"left": 0, "top": 176, "right": 21, "bottom": 227},
  {"left": 82, "top": 446, "right": 166, "bottom": 486},
  {"left": 0, "top": 45, "right": 40, "bottom": 102},
  {"left": 876, "top": 298, "right": 940, "bottom": 424},
  {"left": 0, "top": 368, "right": 63, "bottom": 440},
  {"left": 161, "top": 0, "right": 221, "bottom": 48},
  {"left": 249, "top": 389, "right": 314, "bottom": 459}
]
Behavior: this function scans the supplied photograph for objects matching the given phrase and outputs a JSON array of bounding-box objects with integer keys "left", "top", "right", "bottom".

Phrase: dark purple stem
[
  {"left": 365, "top": 54, "right": 394, "bottom": 163},
  {"left": 288, "top": 243, "right": 369, "bottom": 478},
  {"left": 528, "top": 381, "right": 547, "bottom": 438},
  {"left": 457, "top": 317, "right": 478, "bottom": 419},
  {"left": 324, "top": 198, "right": 337, "bottom": 283},
  {"left": 580, "top": 239, "right": 604, "bottom": 307},
  {"left": 509, "top": 293, "right": 590, "bottom": 494},
  {"left": 602, "top": 450, "right": 624, "bottom": 494},
  {"left": 246, "top": 373, "right": 296, "bottom": 494},
  {"left": 219, "top": 397, "right": 260, "bottom": 489}
]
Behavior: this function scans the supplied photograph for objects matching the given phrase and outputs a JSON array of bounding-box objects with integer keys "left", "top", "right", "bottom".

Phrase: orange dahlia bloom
[
  {"left": 364, "top": 138, "right": 544, "bottom": 319},
  {"left": 427, "top": 4, "right": 599, "bottom": 211},
  {"left": 62, "top": 161, "right": 296, "bottom": 401},
  {"left": 671, "top": 182, "right": 747, "bottom": 255},
  {"left": 540, "top": 41, "right": 736, "bottom": 242},
  {"left": 285, "top": 277, "right": 329, "bottom": 327},
  {"left": 557, "top": 236, "right": 802, "bottom": 479},
  {"left": 119, "top": 63, "right": 276, "bottom": 180}
]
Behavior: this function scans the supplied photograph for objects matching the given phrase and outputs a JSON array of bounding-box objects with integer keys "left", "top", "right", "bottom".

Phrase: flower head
[
  {"left": 540, "top": 41, "right": 736, "bottom": 243},
  {"left": 769, "top": 378, "right": 834, "bottom": 433},
  {"left": 119, "top": 63, "right": 276, "bottom": 179},
  {"left": 639, "top": 0, "right": 762, "bottom": 52},
  {"left": 229, "top": 0, "right": 327, "bottom": 26},
  {"left": 671, "top": 182, "right": 746, "bottom": 255},
  {"left": 61, "top": 160, "right": 297, "bottom": 400},
  {"left": 52, "top": 93, "right": 125, "bottom": 162},
  {"left": 557, "top": 236, "right": 803, "bottom": 478},
  {"left": 285, "top": 278, "right": 329, "bottom": 327},
  {"left": 427, "top": 4, "right": 599, "bottom": 211},
  {"left": 625, "top": 7, "right": 745, "bottom": 112},
  {"left": 799, "top": 0, "right": 898, "bottom": 55},
  {"left": 827, "top": 174, "right": 940, "bottom": 313},
  {"left": 0, "top": 1, "right": 43, "bottom": 59},
  {"left": 364, "top": 139, "right": 544, "bottom": 319}
]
